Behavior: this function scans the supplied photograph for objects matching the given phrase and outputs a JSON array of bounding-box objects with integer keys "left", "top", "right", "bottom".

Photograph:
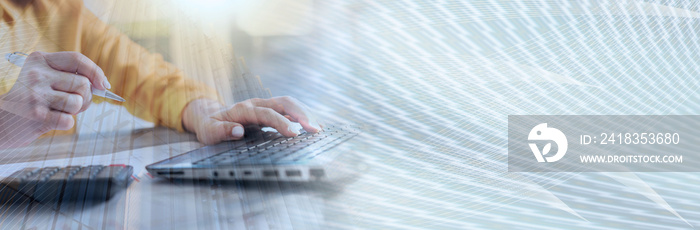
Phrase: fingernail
[
  {"left": 103, "top": 80, "right": 111, "bottom": 89},
  {"left": 232, "top": 126, "right": 244, "bottom": 138},
  {"left": 288, "top": 127, "right": 301, "bottom": 135}
]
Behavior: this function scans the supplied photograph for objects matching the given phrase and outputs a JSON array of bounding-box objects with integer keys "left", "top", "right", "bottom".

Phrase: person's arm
[
  {"left": 37, "top": 0, "right": 322, "bottom": 144},
  {"left": 75, "top": 2, "right": 219, "bottom": 132},
  {"left": 74, "top": 2, "right": 323, "bottom": 143}
]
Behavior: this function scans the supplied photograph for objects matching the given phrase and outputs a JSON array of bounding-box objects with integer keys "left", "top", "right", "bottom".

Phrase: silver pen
[{"left": 5, "top": 52, "right": 125, "bottom": 102}]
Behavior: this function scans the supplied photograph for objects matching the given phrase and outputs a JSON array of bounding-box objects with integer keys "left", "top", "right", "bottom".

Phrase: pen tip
[{"left": 104, "top": 91, "right": 125, "bottom": 102}]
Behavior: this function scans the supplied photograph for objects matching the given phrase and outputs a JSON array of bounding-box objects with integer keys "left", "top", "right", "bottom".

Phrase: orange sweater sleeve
[
  {"left": 76, "top": 3, "right": 220, "bottom": 132},
  {"left": 0, "top": 0, "right": 221, "bottom": 132}
]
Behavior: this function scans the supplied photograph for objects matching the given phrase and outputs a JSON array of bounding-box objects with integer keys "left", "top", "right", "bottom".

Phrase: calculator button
[
  {"left": 72, "top": 166, "right": 104, "bottom": 180},
  {"left": 7, "top": 168, "right": 40, "bottom": 181}
]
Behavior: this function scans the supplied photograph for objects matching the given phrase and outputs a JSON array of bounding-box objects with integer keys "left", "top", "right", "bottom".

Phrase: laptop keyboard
[{"left": 192, "top": 125, "right": 360, "bottom": 166}]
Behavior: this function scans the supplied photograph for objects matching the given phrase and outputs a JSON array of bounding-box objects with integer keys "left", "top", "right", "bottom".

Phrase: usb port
[
  {"left": 285, "top": 170, "right": 301, "bottom": 177},
  {"left": 263, "top": 170, "right": 278, "bottom": 177}
]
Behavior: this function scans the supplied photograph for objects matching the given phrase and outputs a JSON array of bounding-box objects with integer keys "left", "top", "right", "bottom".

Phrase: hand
[
  {"left": 182, "top": 96, "right": 323, "bottom": 145},
  {"left": 0, "top": 51, "right": 109, "bottom": 149}
]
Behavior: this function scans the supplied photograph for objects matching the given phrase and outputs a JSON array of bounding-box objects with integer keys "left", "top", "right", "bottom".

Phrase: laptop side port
[
  {"left": 263, "top": 170, "right": 279, "bottom": 177},
  {"left": 309, "top": 169, "right": 325, "bottom": 178},
  {"left": 285, "top": 170, "right": 302, "bottom": 177}
]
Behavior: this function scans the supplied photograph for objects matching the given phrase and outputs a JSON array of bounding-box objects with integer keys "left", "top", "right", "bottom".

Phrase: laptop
[{"left": 146, "top": 125, "right": 363, "bottom": 182}]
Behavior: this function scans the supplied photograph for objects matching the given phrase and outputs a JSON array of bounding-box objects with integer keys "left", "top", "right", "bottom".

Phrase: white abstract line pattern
[{"left": 253, "top": 0, "right": 700, "bottom": 228}]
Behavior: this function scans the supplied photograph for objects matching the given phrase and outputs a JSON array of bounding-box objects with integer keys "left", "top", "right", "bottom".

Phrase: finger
[
  {"left": 253, "top": 107, "right": 299, "bottom": 136},
  {"left": 49, "top": 71, "right": 92, "bottom": 112},
  {"left": 39, "top": 51, "right": 110, "bottom": 90},
  {"left": 227, "top": 105, "right": 298, "bottom": 136},
  {"left": 251, "top": 97, "right": 321, "bottom": 133},
  {"left": 284, "top": 115, "right": 297, "bottom": 122},
  {"left": 43, "top": 110, "right": 75, "bottom": 131},
  {"left": 49, "top": 91, "right": 83, "bottom": 115}
]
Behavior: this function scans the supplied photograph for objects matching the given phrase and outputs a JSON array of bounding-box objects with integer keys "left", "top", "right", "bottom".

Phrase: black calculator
[{"left": 0, "top": 165, "right": 133, "bottom": 203}]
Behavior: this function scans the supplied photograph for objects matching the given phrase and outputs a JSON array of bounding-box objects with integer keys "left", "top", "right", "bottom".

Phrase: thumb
[
  {"left": 219, "top": 121, "right": 245, "bottom": 141},
  {"left": 202, "top": 120, "right": 244, "bottom": 144}
]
